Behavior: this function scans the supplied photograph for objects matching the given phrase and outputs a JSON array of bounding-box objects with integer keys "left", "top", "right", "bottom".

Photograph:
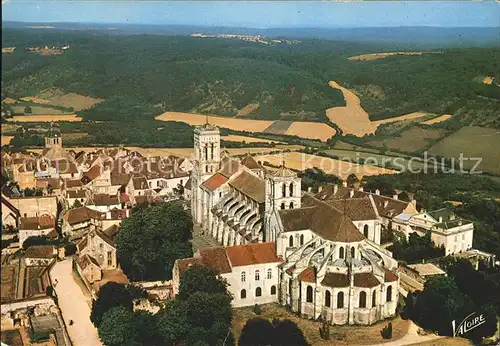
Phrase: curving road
[{"left": 50, "top": 259, "right": 102, "bottom": 346}]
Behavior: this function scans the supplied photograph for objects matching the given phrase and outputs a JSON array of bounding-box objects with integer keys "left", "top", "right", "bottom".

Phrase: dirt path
[
  {"left": 326, "top": 81, "right": 428, "bottom": 137},
  {"left": 50, "top": 259, "right": 102, "bottom": 346},
  {"left": 365, "top": 321, "right": 441, "bottom": 346}
]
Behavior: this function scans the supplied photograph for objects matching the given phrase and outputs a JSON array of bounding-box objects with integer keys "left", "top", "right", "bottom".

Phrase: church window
[
  {"left": 325, "top": 291, "right": 331, "bottom": 307},
  {"left": 241, "top": 289, "right": 246, "bottom": 299},
  {"left": 289, "top": 202, "right": 294, "bottom": 209},
  {"left": 271, "top": 285, "right": 277, "bottom": 295},
  {"left": 107, "top": 251, "right": 112, "bottom": 266},
  {"left": 372, "top": 291, "right": 377, "bottom": 307},
  {"left": 386, "top": 286, "right": 392, "bottom": 302},
  {"left": 306, "top": 286, "right": 313, "bottom": 303},
  {"left": 256, "top": 287, "right": 262, "bottom": 297},
  {"left": 282, "top": 184, "right": 286, "bottom": 197},
  {"left": 205, "top": 165, "right": 208, "bottom": 173},
  {"left": 300, "top": 234, "right": 304, "bottom": 245},
  {"left": 204, "top": 145, "right": 208, "bottom": 160},
  {"left": 281, "top": 203, "right": 285, "bottom": 210},
  {"left": 359, "top": 291, "right": 367, "bottom": 308},
  {"left": 255, "top": 270, "right": 260, "bottom": 281},
  {"left": 289, "top": 183, "right": 294, "bottom": 196},
  {"left": 289, "top": 236, "right": 294, "bottom": 247},
  {"left": 339, "top": 247, "right": 344, "bottom": 259},
  {"left": 241, "top": 272, "right": 246, "bottom": 282},
  {"left": 267, "top": 269, "right": 272, "bottom": 279},
  {"left": 337, "top": 292, "right": 344, "bottom": 308},
  {"left": 211, "top": 143, "right": 214, "bottom": 160},
  {"left": 351, "top": 247, "right": 355, "bottom": 258},
  {"left": 363, "top": 225, "right": 369, "bottom": 238}
]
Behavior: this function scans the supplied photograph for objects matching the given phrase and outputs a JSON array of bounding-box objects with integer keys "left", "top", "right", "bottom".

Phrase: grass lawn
[{"left": 232, "top": 304, "right": 410, "bottom": 346}]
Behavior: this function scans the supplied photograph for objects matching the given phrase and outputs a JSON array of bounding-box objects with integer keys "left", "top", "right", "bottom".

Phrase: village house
[
  {"left": 1, "top": 194, "right": 20, "bottom": 230},
  {"left": 77, "top": 225, "right": 119, "bottom": 270},
  {"left": 61, "top": 206, "right": 104, "bottom": 240},
  {"left": 35, "top": 177, "right": 62, "bottom": 196},
  {"left": 23, "top": 245, "right": 59, "bottom": 267},
  {"left": 18, "top": 214, "right": 57, "bottom": 247},
  {"left": 3, "top": 195, "right": 58, "bottom": 219},
  {"left": 86, "top": 193, "right": 122, "bottom": 212},
  {"left": 173, "top": 242, "right": 283, "bottom": 308},
  {"left": 76, "top": 254, "right": 102, "bottom": 284}
]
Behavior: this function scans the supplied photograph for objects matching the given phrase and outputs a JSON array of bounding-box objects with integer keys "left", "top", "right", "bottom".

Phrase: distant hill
[{"left": 2, "top": 28, "right": 499, "bottom": 131}]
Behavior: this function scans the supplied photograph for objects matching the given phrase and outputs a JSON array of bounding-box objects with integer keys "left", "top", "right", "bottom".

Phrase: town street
[{"left": 50, "top": 259, "right": 102, "bottom": 346}]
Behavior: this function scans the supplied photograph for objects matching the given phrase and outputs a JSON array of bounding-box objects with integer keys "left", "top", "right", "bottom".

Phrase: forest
[{"left": 2, "top": 28, "right": 499, "bottom": 126}]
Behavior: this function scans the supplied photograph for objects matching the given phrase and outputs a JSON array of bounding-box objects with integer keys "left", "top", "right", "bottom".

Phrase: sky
[{"left": 2, "top": 1, "right": 499, "bottom": 28}]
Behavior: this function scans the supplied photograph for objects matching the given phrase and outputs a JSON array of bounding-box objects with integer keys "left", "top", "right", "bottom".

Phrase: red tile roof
[
  {"left": 199, "top": 247, "right": 232, "bottom": 274},
  {"left": 354, "top": 273, "right": 380, "bottom": 288},
  {"left": 321, "top": 273, "right": 349, "bottom": 287},
  {"left": 229, "top": 171, "right": 266, "bottom": 203},
  {"left": 384, "top": 268, "right": 398, "bottom": 282},
  {"left": 241, "top": 155, "right": 261, "bottom": 170},
  {"left": 19, "top": 215, "right": 55, "bottom": 230},
  {"left": 201, "top": 173, "right": 228, "bottom": 192},
  {"left": 225, "top": 242, "right": 282, "bottom": 267},
  {"left": 298, "top": 267, "right": 316, "bottom": 283}
]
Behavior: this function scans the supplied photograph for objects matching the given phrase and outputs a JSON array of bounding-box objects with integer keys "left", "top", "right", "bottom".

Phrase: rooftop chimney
[
  {"left": 342, "top": 181, "right": 347, "bottom": 188},
  {"left": 358, "top": 186, "right": 364, "bottom": 192},
  {"left": 307, "top": 187, "right": 312, "bottom": 193},
  {"left": 375, "top": 189, "right": 380, "bottom": 195},
  {"left": 334, "top": 184, "right": 338, "bottom": 195},
  {"left": 318, "top": 186, "right": 323, "bottom": 193},
  {"left": 384, "top": 201, "right": 389, "bottom": 208},
  {"left": 411, "top": 199, "right": 417, "bottom": 206},
  {"left": 439, "top": 216, "right": 443, "bottom": 223},
  {"left": 349, "top": 190, "right": 354, "bottom": 198},
  {"left": 393, "top": 194, "right": 398, "bottom": 200}
]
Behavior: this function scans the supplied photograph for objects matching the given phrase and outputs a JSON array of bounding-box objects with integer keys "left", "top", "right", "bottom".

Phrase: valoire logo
[{"left": 452, "top": 312, "right": 486, "bottom": 337}]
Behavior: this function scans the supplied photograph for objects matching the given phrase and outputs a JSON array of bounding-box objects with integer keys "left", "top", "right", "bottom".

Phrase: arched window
[
  {"left": 267, "top": 269, "right": 272, "bottom": 279},
  {"left": 204, "top": 145, "right": 208, "bottom": 160},
  {"left": 372, "top": 291, "right": 377, "bottom": 307},
  {"left": 241, "top": 289, "right": 246, "bottom": 299},
  {"left": 386, "top": 286, "right": 392, "bottom": 302},
  {"left": 289, "top": 236, "right": 294, "bottom": 247},
  {"left": 351, "top": 247, "right": 355, "bottom": 259},
  {"left": 359, "top": 291, "right": 367, "bottom": 308},
  {"left": 337, "top": 292, "right": 344, "bottom": 308},
  {"left": 271, "top": 285, "right": 277, "bottom": 295},
  {"left": 289, "top": 202, "right": 294, "bottom": 209},
  {"left": 363, "top": 224, "right": 369, "bottom": 238},
  {"left": 339, "top": 247, "right": 345, "bottom": 259},
  {"left": 282, "top": 184, "right": 286, "bottom": 198},
  {"left": 241, "top": 272, "right": 246, "bottom": 282},
  {"left": 255, "top": 270, "right": 260, "bottom": 281},
  {"left": 289, "top": 183, "right": 294, "bottom": 196},
  {"left": 300, "top": 234, "right": 304, "bottom": 245},
  {"left": 256, "top": 287, "right": 262, "bottom": 297},
  {"left": 306, "top": 286, "right": 313, "bottom": 303},
  {"left": 325, "top": 291, "right": 331, "bottom": 307},
  {"left": 281, "top": 203, "right": 285, "bottom": 210}
]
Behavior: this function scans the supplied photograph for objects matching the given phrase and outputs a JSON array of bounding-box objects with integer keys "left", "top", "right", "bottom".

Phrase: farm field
[
  {"left": 326, "top": 81, "right": 430, "bottom": 136},
  {"left": 428, "top": 126, "right": 500, "bottom": 175},
  {"left": 422, "top": 114, "right": 452, "bottom": 125},
  {"left": 256, "top": 151, "right": 397, "bottom": 179},
  {"left": 232, "top": 304, "right": 410, "bottom": 346},
  {"left": 221, "top": 135, "right": 283, "bottom": 144},
  {"left": 12, "top": 105, "right": 69, "bottom": 115},
  {"left": 236, "top": 103, "right": 259, "bottom": 116},
  {"left": 1, "top": 136, "right": 14, "bottom": 146},
  {"left": 322, "top": 149, "right": 430, "bottom": 171},
  {"left": 36, "top": 88, "right": 104, "bottom": 111},
  {"left": 156, "top": 111, "right": 336, "bottom": 141},
  {"left": 6, "top": 115, "right": 82, "bottom": 122},
  {"left": 348, "top": 51, "right": 441, "bottom": 61},
  {"left": 20, "top": 96, "right": 52, "bottom": 104},
  {"left": 368, "top": 127, "right": 445, "bottom": 153}
]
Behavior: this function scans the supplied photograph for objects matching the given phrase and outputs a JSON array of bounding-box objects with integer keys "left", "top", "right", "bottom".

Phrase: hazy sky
[{"left": 2, "top": 1, "right": 499, "bottom": 28}]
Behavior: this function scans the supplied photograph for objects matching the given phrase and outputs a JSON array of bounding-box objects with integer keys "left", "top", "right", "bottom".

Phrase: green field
[{"left": 428, "top": 126, "right": 500, "bottom": 175}]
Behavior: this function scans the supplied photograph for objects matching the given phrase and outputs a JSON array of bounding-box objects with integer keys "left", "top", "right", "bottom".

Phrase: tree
[
  {"left": 98, "top": 307, "right": 137, "bottom": 346},
  {"left": 22, "top": 236, "right": 59, "bottom": 249},
  {"left": 156, "top": 299, "right": 190, "bottom": 344},
  {"left": 116, "top": 202, "right": 193, "bottom": 281},
  {"left": 346, "top": 173, "right": 359, "bottom": 188},
  {"left": 24, "top": 106, "right": 32, "bottom": 114},
  {"left": 238, "top": 318, "right": 274, "bottom": 346},
  {"left": 90, "top": 282, "right": 132, "bottom": 327},
  {"left": 272, "top": 319, "right": 309, "bottom": 346},
  {"left": 178, "top": 264, "right": 230, "bottom": 300},
  {"left": 64, "top": 243, "right": 77, "bottom": 256},
  {"left": 72, "top": 199, "right": 83, "bottom": 208}
]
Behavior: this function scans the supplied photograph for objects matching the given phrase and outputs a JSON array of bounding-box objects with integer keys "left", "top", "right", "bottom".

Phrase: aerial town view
[{"left": 1, "top": 1, "right": 499, "bottom": 345}]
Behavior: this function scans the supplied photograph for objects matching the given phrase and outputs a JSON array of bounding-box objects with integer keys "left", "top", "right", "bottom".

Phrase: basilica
[{"left": 184, "top": 122, "right": 400, "bottom": 325}]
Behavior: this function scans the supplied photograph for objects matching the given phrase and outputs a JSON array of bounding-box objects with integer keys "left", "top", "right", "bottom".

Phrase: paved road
[
  {"left": 50, "top": 259, "right": 102, "bottom": 346},
  {"left": 368, "top": 321, "right": 442, "bottom": 346}
]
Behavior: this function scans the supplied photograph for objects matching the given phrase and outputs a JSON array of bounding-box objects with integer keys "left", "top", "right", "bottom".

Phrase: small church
[{"left": 183, "top": 122, "right": 400, "bottom": 325}]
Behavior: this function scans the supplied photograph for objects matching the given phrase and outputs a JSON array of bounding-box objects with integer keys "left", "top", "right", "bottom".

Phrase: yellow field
[
  {"left": 36, "top": 89, "right": 103, "bottom": 111},
  {"left": 3, "top": 98, "right": 18, "bottom": 104},
  {"left": 12, "top": 106, "right": 69, "bottom": 115},
  {"left": 20, "top": 96, "right": 51, "bottom": 104},
  {"left": 348, "top": 51, "right": 441, "bottom": 61},
  {"left": 221, "top": 135, "right": 283, "bottom": 144},
  {"left": 256, "top": 151, "right": 397, "bottom": 179},
  {"left": 285, "top": 121, "right": 336, "bottom": 141},
  {"left": 327, "top": 81, "right": 431, "bottom": 136},
  {"left": 482, "top": 76, "right": 494, "bottom": 85},
  {"left": 236, "top": 103, "right": 259, "bottom": 116},
  {"left": 156, "top": 111, "right": 335, "bottom": 141},
  {"left": 6, "top": 115, "right": 82, "bottom": 122},
  {"left": 422, "top": 114, "right": 452, "bottom": 125},
  {"left": 1, "top": 136, "right": 14, "bottom": 146}
]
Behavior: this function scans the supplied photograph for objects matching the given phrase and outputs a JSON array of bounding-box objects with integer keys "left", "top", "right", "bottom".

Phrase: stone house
[
  {"left": 4, "top": 195, "right": 57, "bottom": 219},
  {"left": 23, "top": 245, "right": 58, "bottom": 267},
  {"left": 1, "top": 194, "right": 20, "bottom": 229},
  {"left": 76, "top": 254, "right": 102, "bottom": 284},
  {"left": 77, "top": 225, "right": 118, "bottom": 270},
  {"left": 86, "top": 193, "right": 122, "bottom": 212},
  {"left": 61, "top": 207, "right": 104, "bottom": 240},
  {"left": 19, "top": 214, "right": 57, "bottom": 247}
]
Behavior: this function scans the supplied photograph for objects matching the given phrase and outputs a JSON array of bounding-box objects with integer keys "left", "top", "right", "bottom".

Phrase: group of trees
[
  {"left": 238, "top": 318, "right": 309, "bottom": 346},
  {"left": 116, "top": 202, "right": 193, "bottom": 281},
  {"left": 92, "top": 265, "right": 234, "bottom": 346},
  {"left": 405, "top": 259, "right": 499, "bottom": 341},
  {"left": 389, "top": 232, "right": 444, "bottom": 263},
  {"left": 298, "top": 168, "right": 342, "bottom": 192}
]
